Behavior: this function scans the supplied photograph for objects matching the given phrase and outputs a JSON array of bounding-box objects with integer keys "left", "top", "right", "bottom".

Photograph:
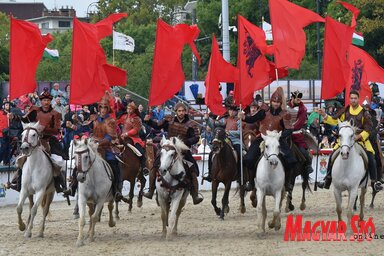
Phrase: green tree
[{"left": 0, "top": 13, "right": 9, "bottom": 82}]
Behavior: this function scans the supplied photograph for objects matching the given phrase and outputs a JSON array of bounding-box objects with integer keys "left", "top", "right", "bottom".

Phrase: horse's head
[
  {"left": 158, "top": 136, "right": 188, "bottom": 176},
  {"left": 73, "top": 138, "right": 96, "bottom": 183},
  {"left": 338, "top": 120, "right": 356, "bottom": 160},
  {"left": 243, "top": 130, "right": 258, "bottom": 151},
  {"left": 20, "top": 121, "right": 44, "bottom": 156},
  {"left": 261, "top": 130, "right": 281, "bottom": 167},
  {"left": 211, "top": 127, "right": 226, "bottom": 154}
]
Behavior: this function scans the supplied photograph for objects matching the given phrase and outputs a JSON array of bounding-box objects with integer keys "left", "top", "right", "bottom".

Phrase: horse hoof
[
  {"left": 240, "top": 207, "right": 246, "bottom": 214},
  {"left": 137, "top": 200, "right": 143, "bottom": 208},
  {"left": 219, "top": 216, "right": 224, "bottom": 221},
  {"left": 37, "top": 233, "right": 44, "bottom": 238},
  {"left": 109, "top": 221, "right": 116, "bottom": 227},
  {"left": 300, "top": 203, "right": 306, "bottom": 211},
  {"left": 215, "top": 208, "right": 221, "bottom": 216},
  {"left": 89, "top": 237, "right": 95, "bottom": 242},
  {"left": 268, "top": 221, "right": 274, "bottom": 229},
  {"left": 73, "top": 214, "right": 80, "bottom": 220},
  {"left": 289, "top": 204, "right": 295, "bottom": 211},
  {"left": 24, "top": 232, "right": 31, "bottom": 238},
  {"left": 114, "top": 215, "right": 120, "bottom": 220},
  {"left": 225, "top": 206, "right": 230, "bottom": 214},
  {"left": 76, "top": 240, "right": 84, "bottom": 247},
  {"left": 19, "top": 223, "right": 26, "bottom": 231},
  {"left": 369, "top": 204, "right": 374, "bottom": 209},
  {"left": 251, "top": 200, "right": 257, "bottom": 208},
  {"left": 275, "top": 222, "right": 281, "bottom": 231}
]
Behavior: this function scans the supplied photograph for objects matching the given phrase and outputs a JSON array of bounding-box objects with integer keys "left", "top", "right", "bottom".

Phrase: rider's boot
[
  {"left": 63, "top": 168, "right": 78, "bottom": 197},
  {"left": 53, "top": 174, "right": 66, "bottom": 193},
  {"left": 140, "top": 155, "right": 150, "bottom": 176},
  {"left": 202, "top": 152, "right": 213, "bottom": 182},
  {"left": 6, "top": 168, "right": 22, "bottom": 192},
  {"left": 190, "top": 169, "right": 203, "bottom": 205}
]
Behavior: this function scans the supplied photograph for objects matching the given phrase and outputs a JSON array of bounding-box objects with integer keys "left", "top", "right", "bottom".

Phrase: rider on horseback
[
  {"left": 63, "top": 93, "right": 123, "bottom": 201},
  {"left": 240, "top": 87, "right": 295, "bottom": 191},
  {"left": 203, "top": 105, "right": 240, "bottom": 182},
  {"left": 317, "top": 90, "right": 383, "bottom": 192},
  {"left": 287, "top": 90, "right": 314, "bottom": 176},
  {"left": 143, "top": 102, "right": 203, "bottom": 205},
  {"left": 119, "top": 102, "right": 149, "bottom": 174},
  {"left": 7, "top": 88, "right": 67, "bottom": 193}
]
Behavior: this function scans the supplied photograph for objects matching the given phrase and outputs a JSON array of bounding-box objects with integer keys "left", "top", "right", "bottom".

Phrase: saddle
[
  {"left": 16, "top": 150, "right": 62, "bottom": 177},
  {"left": 291, "top": 144, "right": 307, "bottom": 163}
]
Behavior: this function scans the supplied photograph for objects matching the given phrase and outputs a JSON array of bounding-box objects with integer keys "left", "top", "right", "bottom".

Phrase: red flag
[
  {"left": 205, "top": 34, "right": 239, "bottom": 115},
  {"left": 268, "top": 62, "right": 289, "bottom": 84},
  {"left": 269, "top": 0, "right": 324, "bottom": 69},
  {"left": 338, "top": 1, "right": 359, "bottom": 28},
  {"left": 236, "top": 15, "right": 270, "bottom": 107},
  {"left": 321, "top": 16, "right": 354, "bottom": 100},
  {"left": 149, "top": 19, "right": 201, "bottom": 106},
  {"left": 345, "top": 45, "right": 384, "bottom": 104},
  {"left": 70, "top": 14, "right": 127, "bottom": 105},
  {"left": 9, "top": 16, "right": 53, "bottom": 100}
]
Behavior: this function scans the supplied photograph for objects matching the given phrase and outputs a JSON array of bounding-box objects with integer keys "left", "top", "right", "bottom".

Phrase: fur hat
[
  {"left": 98, "top": 92, "right": 112, "bottom": 113},
  {"left": 127, "top": 102, "right": 140, "bottom": 116},
  {"left": 270, "top": 87, "right": 285, "bottom": 105},
  {"left": 291, "top": 90, "right": 303, "bottom": 99},
  {"left": 39, "top": 87, "right": 53, "bottom": 100},
  {"left": 250, "top": 100, "right": 258, "bottom": 107}
]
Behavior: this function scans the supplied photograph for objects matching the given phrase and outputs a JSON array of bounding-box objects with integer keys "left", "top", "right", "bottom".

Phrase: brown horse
[
  {"left": 112, "top": 138, "right": 155, "bottom": 216},
  {"left": 210, "top": 127, "right": 245, "bottom": 220},
  {"left": 242, "top": 129, "right": 259, "bottom": 208}
]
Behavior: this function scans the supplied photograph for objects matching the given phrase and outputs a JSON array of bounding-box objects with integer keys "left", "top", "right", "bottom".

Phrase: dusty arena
[{"left": 1, "top": 186, "right": 383, "bottom": 255}]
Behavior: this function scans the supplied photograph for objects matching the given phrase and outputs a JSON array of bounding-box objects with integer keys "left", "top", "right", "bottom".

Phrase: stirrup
[{"left": 192, "top": 193, "right": 204, "bottom": 205}]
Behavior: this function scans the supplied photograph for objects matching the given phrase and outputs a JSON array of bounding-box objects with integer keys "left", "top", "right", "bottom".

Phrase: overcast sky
[{"left": 15, "top": 0, "right": 98, "bottom": 17}]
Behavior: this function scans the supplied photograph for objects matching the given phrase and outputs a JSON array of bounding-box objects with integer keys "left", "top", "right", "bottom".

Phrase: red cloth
[
  {"left": 268, "top": 61, "right": 289, "bottom": 84},
  {"left": 9, "top": 17, "right": 53, "bottom": 100},
  {"left": 0, "top": 111, "right": 8, "bottom": 137},
  {"left": 235, "top": 15, "right": 270, "bottom": 107},
  {"left": 149, "top": 19, "right": 201, "bottom": 106},
  {"left": 70, "top": 14, "right": 127, "bottom": 105},
  {"left": 269, "top": 0, "right": 324, "bottom": 69},
  {"left": 321, "top": 16, "right": 353, "bottom": 100},
  {"left": 345, "top": 45, "right": 384, "bottom": 104},
  {"left": 205, "top": 34, "right": 239, "bottom": 116},
  {"left": 338, "top": 1, "right": 359, "bottom": 28}
]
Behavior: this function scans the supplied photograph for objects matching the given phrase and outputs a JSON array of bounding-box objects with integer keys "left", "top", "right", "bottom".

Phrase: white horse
[
  {"left": 157, "top": 136, "right": 190, "bottom": 239},
  {"left": 333, "top": 120, "right": 367, "bottom": 226},
  {"left": 16, "top": 122, "right": 55, "bottom": 238},
  {"left": 73, "top": 138, "right": 116, "bottom": 246},
  {"left": 256, "top": 130, "right": 285, "bottom": 233}
]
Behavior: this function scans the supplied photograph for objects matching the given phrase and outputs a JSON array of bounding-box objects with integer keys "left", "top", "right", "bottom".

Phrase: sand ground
[{"left": 1, "top": 186, "right": 383, "bottom": 256}]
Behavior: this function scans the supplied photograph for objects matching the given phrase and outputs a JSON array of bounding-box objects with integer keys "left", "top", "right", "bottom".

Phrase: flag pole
[
  {"left": 239, "top": 104, "right": 244, "bottom": 186},
  {"left": 200, "top": 108, "right": 209, "bottom": 185}
]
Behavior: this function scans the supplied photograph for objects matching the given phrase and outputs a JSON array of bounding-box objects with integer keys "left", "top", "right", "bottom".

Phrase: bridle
[
  {"left": 22, "top": 127, "right": 40, "bottom": 156},
  {"left": 339, "top": 125, "right": 356, "bottom": 151},
  {"left": 160, "top": 144, "right": 179, "bottom": 173},
  {"left": 74, "top": 147, "right": 96, "bottom": 175}
]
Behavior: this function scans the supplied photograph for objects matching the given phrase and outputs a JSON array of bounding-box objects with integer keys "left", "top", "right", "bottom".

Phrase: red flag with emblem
[
  {"left": 205, "top": 34, "right": 239, "bottom": 115},
  {"left": 149, "top": 19, "right": 201, "bottom": 106},
  {"left": 235, "top": 15, "right": 270, "bottom": 107},
  {"left": 345, "top": 45, "right": 384, "bottom": 104},
  {"left": 9, "top": 16, "right": 53, "bottom": 100}
]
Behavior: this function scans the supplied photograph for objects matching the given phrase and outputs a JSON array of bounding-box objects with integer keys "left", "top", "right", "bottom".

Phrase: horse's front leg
[
  {"left": 333, "top": 188, "right": 343, "bottom": 222},
  {"left": 137, "top": 174, "right": 146, "bottom": 208},
  {"left": 239, "top": 182, "right": 246, "bottom": 214},
  {"left": 114, "top": 200, "right": 120, "bottom": 220},
  {"left": 108, "top": 200, "right": 116, "bottom": 228},
  {"left": 128, "top": 181, "right": 134, "bottom": 212},
  {"left": 269, "top": 189, "right": 283, "bottom": 231},
  {"left": 24, "top": 190, "right": 44, "bottom": 238},
  {"left": 211, "top": 181, "right": 220, "bottom": 216},
  {"left": 300, "top": 182, "right": 307, "bottom": 211},
  {"left": 359, "top": 187, "right": 366, "bottom": 221},
  {"left": 347, "top": 188, "right": 358, "bottom": 227},
  {"left": 76, "top": 196, "right": 87, "bottom": 247},
  {"left": 89, "top": 201, "right": 104, "bottom": 242},
  {"left": 27, "top": 195, "right": 34, "bottom": 226},
  {"left": 250, "top": 188, "right": 257, "bottom": 208},
  {"left": 220, "top": 182, "right": 231, "bottom": 220},
  {"left": 16, "top": 189, "right": 29, "bottom": 232},
  {"left": 37, "top": 192, "right": 55, "bottom": 238},
  {"left": 285, "top": 189, "right": 294, "bottom": 213},
  {"left": 167, "top": 191, "right": 184, "bottom": 239},
  {"left": 256, "top": 188, "right": 266, "bottom": 233}
]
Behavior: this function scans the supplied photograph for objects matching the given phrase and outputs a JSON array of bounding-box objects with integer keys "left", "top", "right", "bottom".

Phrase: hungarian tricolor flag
[
  {"left": 70, "top": 13, "right": 127, "bottom": 105},
  {"left": 345, "top": 45, "right": 384, "bottom": 104},
  {"left": 236, "top": 15, "right": 271, "bottom": 107},
  {"left": 205, "top": 34, "right": 239, "bottom": 115},
  {"left": 9, "top": 16, "right": 53, "bottom": 100},
  {"left": 321, "top": 16, "right": 354, "bottom": 100},
  {"left": 269, "top": 0, "right": 324, "bottom": 69},
  {"left": 149, "top": 19, "right": 201, "bottom": 106}
]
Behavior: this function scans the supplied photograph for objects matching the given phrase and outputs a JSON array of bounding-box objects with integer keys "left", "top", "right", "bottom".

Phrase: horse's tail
[{"left": 301, "top": 171, "right": 312, "bottom": 193}]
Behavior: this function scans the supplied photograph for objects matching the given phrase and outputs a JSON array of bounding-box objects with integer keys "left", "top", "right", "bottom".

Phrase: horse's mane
[
  {"left": 170, "top": 137, "right": 189, "bottom": 153},
  {"left": 338, "top": 120, "right": 357, "bottom": 133},
  {"left": 265, "top": 130, "right": 281, "bottom": 139}
]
